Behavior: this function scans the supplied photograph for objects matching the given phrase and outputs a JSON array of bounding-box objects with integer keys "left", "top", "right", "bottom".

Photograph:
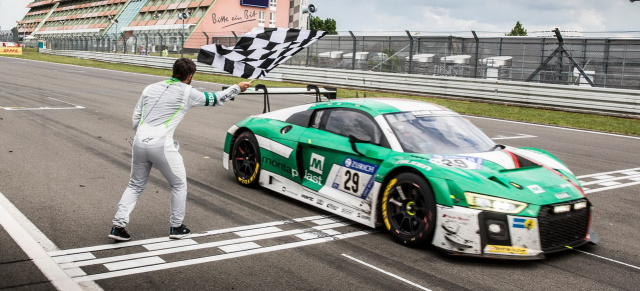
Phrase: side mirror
[{"left": 349, "top": 134, "right": 370, "bottom": 156}]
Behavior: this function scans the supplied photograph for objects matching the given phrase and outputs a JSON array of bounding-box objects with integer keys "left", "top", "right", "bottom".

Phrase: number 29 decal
[{"left": 332, "top": 158, "right": 379, "bottom": 199}]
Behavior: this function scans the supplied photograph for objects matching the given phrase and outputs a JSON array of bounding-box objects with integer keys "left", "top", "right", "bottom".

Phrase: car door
[{"left": 297, "top": 108, "right": 391, "bottom": 214}]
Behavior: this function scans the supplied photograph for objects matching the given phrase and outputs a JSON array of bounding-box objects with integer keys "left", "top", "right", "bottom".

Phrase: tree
[
  {"left": 309, "top": 16, "right": 337, "bottom": 34},
  {"left": 506, "top": 21, "right": 528, "bottom": 36}
]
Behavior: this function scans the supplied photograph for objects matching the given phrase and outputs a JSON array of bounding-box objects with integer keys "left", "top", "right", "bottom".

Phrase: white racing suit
[{"left": 113, "top": 78, "right": 240, "bottom": 228}]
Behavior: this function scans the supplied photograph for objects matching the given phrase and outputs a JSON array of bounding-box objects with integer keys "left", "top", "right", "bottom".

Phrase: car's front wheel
[
  {"left": 381, "top": 172, "right": 436, "bottom": 247},
  {"left": 231, "top": 131, "right": 261, "bottom": 187}
]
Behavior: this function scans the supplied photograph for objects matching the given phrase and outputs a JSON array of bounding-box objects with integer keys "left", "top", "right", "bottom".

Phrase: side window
[
  {"left": 322, "top": 109, "right": 382, "bottom": 144},
  {"left": 285, "top": 109, "right": 313, "bottom": 127}
]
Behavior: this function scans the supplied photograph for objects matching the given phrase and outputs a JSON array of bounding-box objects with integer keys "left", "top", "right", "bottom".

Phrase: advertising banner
[{"left": 0, "top": 47, "right": 22, "bottom": 55}]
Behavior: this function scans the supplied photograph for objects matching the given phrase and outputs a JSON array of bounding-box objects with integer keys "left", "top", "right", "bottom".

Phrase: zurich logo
[{"left": 345, "top": 158, "right": 352, "bottom": 167}]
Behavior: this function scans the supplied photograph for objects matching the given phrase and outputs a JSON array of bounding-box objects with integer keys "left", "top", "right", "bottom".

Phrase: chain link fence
[{"left": 35, "top": 30, "right": 640, "bottom": 90}]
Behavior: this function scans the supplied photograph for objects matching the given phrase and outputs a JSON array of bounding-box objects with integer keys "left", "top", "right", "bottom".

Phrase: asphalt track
[{"left": 0, "top": 56, "right": 639, "bottom": 291}]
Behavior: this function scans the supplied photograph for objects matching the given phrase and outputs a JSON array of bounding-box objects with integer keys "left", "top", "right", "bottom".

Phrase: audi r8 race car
[{"left": 222, "top": 96, "right": 596, "bottom": 259}]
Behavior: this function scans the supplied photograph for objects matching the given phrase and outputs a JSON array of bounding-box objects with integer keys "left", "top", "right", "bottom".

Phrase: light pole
[
  {"left": 178, "top": 12, "right": 190, "bottom": 58},
  {"left": 109, "top": 16, "right": 119, "bottom": 52},
  {"left": 16, "top": 21, "right": 26, "bottom": 46},
  {"left": 60, "top": 20, "right": 66, "bottom": 49},
  {"left": 301, "top": 4, "right": 317, "bottom": 66}
]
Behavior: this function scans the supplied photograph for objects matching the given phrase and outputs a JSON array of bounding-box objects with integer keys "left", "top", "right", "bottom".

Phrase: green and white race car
[{"left": 222, "top": 97, "right": 595, "bottom": 259}]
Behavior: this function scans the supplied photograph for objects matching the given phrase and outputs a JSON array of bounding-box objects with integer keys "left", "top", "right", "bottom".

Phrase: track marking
[
  {"left": 576, "top": 167, "right": 640, "bottom": 194},
  {"left": 566, "top": 246, "right": 640, "bottom": 271},
  {"left": 74, "top": 230, "right": 372, "bottom": 282},
  {"left": 466, "top": 115, "right": 640, "bottom": 140},
  {"left": 0, "top": 191, "right": 92, "bottom": 291},
  {"left": 342, "top": 254, "right": 432, "bottom": 291},
  {"left": 49, "top": 215, "right": 330, "bottom": 257},
  {"left": 57, "top": 222, "right": 352, "bottom": 269},
  {"left": 577, "top": 167, "right": 640, "bottom": 179},
  {"left": 491, "top": 134, "right": 537, "bottom": 140},
  {"left": 2, "top": 97, "right": 85, "bottom": 111}
]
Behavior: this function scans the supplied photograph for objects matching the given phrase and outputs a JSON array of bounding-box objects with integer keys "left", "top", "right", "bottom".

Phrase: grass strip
[{"left": 5, "top": 49, "right": 639, "bottom": 136}]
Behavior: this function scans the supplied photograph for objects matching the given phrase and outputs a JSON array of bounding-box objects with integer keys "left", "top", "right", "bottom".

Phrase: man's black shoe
[
  {"left": 169, "top": 224, "right": 191, "bottom": 239},
  {"left": 108, "top": 226, "right": 131, "bottom": 241}
]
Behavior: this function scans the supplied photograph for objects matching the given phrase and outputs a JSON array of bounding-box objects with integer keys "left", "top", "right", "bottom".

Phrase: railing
[{"left": 39, "top": 49, "right": 640, "bottom": 117}]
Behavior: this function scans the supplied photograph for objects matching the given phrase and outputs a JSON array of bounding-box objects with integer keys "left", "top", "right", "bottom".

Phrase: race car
[{"left": 222, "top": 95, "right": 596, "bottom": 259}]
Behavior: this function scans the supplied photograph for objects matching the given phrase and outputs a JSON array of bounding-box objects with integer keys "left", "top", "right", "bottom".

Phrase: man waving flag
[{"left": 197, "top": 27, "right": 327, "bottom": 79}]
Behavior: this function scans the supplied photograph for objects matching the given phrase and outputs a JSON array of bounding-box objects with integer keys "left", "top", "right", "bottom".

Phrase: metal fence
[
  {"left": 34, "top": 29, "right": 640, "bottom": 90},
  {"left": 39, "top": 49, "right": 640, "bottom": 118}
]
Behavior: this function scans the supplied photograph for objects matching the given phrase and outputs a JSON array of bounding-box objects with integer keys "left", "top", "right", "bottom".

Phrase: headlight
[{"left": 465, "top": 192, "right": 528, "bottom": 214}]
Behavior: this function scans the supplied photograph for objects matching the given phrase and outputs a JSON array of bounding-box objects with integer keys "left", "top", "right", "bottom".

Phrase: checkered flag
[{"left": 197, "top": 27, "right": 327, "bottom": 79}]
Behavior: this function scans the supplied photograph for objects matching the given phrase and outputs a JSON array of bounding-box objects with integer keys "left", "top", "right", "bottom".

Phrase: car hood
[{"left": 406, "top": 148, "right": 584, "bottom": 205}]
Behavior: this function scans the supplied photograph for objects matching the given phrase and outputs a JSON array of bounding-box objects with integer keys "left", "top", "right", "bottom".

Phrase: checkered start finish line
[{"left": 197, "top": 27, "right": 327, "bottom": 79}]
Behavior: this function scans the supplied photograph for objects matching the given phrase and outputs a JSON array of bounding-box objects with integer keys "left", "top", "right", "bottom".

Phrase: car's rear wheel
[
  {"left": 231, "top": 131, "right": 261, "bottom": 187},
  {"left": 381, "top": 172, "right": 436, "bottom": 247}
]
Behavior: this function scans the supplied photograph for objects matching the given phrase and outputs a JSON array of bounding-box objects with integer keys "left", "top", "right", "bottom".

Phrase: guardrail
[{"left": 40, "top": 49, "right": 640, "bottom": 117}]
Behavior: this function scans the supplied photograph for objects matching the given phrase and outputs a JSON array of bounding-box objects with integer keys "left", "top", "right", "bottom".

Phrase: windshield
[{"left": 384, "top": 112, "right": 496, "bottom": 154}]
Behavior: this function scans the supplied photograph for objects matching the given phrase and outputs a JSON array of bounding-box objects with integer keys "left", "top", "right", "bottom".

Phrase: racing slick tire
[
  {"left": 381, "top": 172, "right": 437, "bottom": 247},
  {"left": 231, "top": 131, "right": 261, "bottom": 187}
]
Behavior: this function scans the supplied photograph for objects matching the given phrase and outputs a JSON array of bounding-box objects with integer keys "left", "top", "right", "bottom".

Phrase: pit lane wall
[{"left": 39, "top": 49, "right": 640, "bottom": 118}]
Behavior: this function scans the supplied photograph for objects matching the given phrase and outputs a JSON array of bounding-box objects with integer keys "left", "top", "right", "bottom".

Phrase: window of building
[
  {"left": 269, "top": 12, "right": 276, "bottom": 28},
  {"left": 258, "top": 11, "right": 265, "bottom": 27},
  {"left": 270, "top": 0, "right": 276, "bottom": 10}
]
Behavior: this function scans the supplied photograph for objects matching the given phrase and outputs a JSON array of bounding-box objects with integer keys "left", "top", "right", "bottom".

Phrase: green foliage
[
  {"left": 309, "top": 16, "right": 337, "bottom": 34},
  {"left": 507, "top": 21, "right": 528, "bottom": 36}
]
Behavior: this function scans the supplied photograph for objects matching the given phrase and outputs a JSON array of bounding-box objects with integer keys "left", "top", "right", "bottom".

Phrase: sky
[{"left": 2, "top": 0, "right": 640, "bottom": 37}]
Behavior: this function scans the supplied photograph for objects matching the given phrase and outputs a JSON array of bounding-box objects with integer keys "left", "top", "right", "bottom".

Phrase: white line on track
[
  {"left": 568, "top": 247, "right": 640, "bottom": 271},
  {"left": 342, "top": 254, "right": 432, "bottom": 291},
  {"left": 0, "top": 191, "right": 98, "bottom": 291},
  {"left": 465, "top": 115, "right": 640, "bottom": 140},
  {"left": 58, "top": 222, "right": 352, "bottom": 269},
  {"left": 584, "top": 181, "right": 640, "bottom": 194},
  {"left": 491, "top": 134, "right": 537, "bottom": 140},
  {"left": 74, "top": 230, "right": 372, "bottom": 282},
  {"left": 581, "top": 175, "right": 640, "bottom": 186},
  {"left": 2, "top": 97, "right": 85, "bottom": 111},
  {"left": 577, "top": 167, "right": 640, "bottom": 179},
  {"left": 49, "top": 214, "right": 331, "bottom": 257}
]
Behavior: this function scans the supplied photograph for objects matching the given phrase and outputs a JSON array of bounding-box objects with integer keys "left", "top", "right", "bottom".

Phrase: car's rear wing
[{"left": 224, "top": 84, "right": 337, "bottom": 113}]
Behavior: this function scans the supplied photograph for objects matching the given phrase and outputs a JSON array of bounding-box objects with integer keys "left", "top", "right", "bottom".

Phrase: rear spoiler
[{"left": 223, "top": 84, "right": 337, "bottom": 113}]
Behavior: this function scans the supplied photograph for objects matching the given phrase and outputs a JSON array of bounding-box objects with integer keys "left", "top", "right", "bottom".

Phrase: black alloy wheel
[
  {"left": 231, "top": 131, "right": 261, "bottom": 187},
  {"left": 382, "top": 172, "right": 436, "bottom": 247}
]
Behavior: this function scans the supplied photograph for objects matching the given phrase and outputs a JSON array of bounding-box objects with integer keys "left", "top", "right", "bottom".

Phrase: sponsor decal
[
  {"left": 326, "top": 203, "right": 338, "bottom": 211},
  {"left": 141, "top": 137, "right": 154, "bottom": 143},
  {"left": 486, "top": 245, "right": 528, "bottom": 255},
  {"left": 341, "top": 208, "right": 353, "bottom": 215},
  {"left": 262, "top": 156, "right": 298, "bottom": 178},
  {"left": 0, "top": 47, "right": 22, "bottom": 55},
  {"left": 309, "top": 153, "right": 325, "bottom": 175},
  {"left": 527, "top": 185, "right": 545, "bottom": 194},
  {"left": 381, "top": 178, "right": 396, "bottom": 230},
  {"left": 316, "top": 199, "right": 324, "bottom": 206},
  {"left": 331, "top": 158, "right": 379, "bottom": 199},
  {"left": 304, "top": 170, "right": 323, "bottom": 185},
  {"left": 357, "top": 213, "right": 370, "bottom": 220},
  {"left": 428, "top": 155, "right": 484, "bottom": 170},
  {"left": 442, "top": 214, "right": 469, "bottom": 221},
  {"left": 558, "top": 183, "right": 573, "bottom": 189},
  {"left": 396, "top": 160, "right": 432, "bottom": 171},
  {"left": 301, "top": 194, "right": 314, "bottom": 202},
  {"left": 513, "top": 218, "right": 535, "bottom": 230},
  {"left": 555, "top": 192, "right": 570, "bottom": 199},
  {"left": 510, "top": 182, "right": 523, "bottom": 190},
  {"left": 238, "top": 163, "right": 260, "bottom": 185}
]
